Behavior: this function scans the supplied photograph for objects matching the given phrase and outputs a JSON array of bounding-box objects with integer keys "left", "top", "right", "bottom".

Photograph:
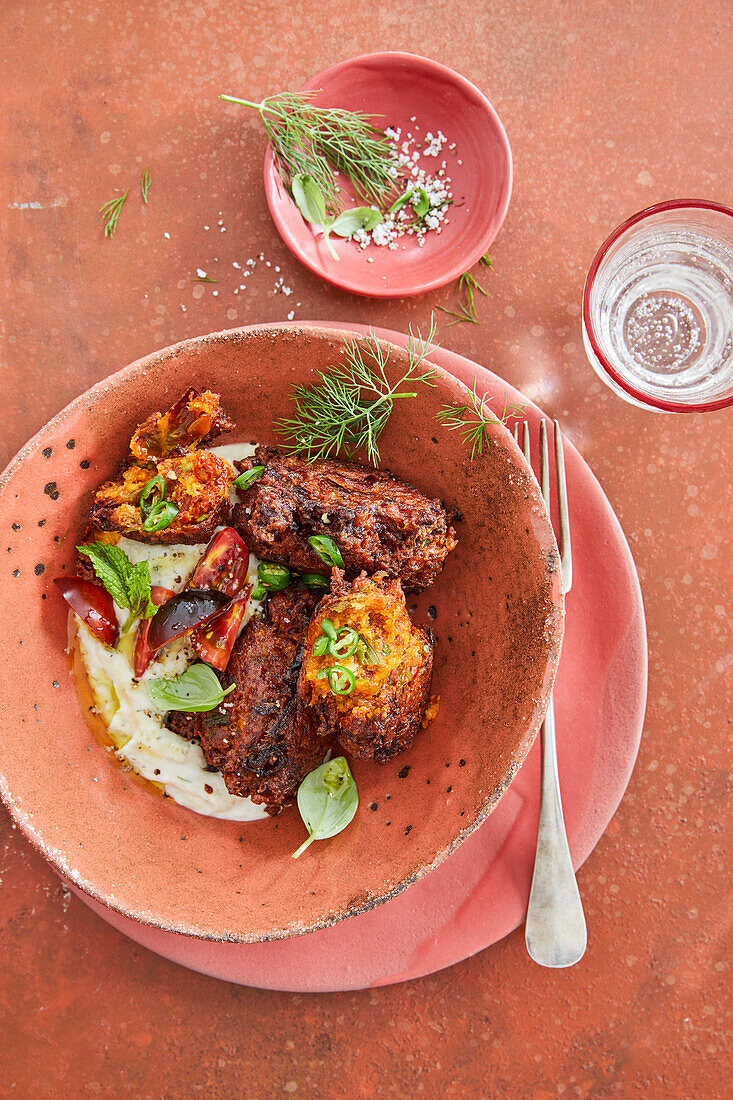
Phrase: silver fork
[{"left": 514, "top": 419, "right": 587, "bottom": 967}]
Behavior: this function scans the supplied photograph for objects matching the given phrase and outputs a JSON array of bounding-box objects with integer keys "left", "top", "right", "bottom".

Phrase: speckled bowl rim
[{"left": 0, "top": 323, "right": 563, "bottom": 941}]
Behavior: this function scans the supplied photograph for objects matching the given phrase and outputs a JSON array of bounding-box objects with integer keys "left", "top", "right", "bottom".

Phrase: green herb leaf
[
  {"left": 435, "top": 380, "right": 526, "bottom": 460},
  {"left": 99, "top": 189, "right": 130, "bottom": 239},
  {"left": 292, "top": 174, "right": 328, "bottom": 226},
  {"left": 413, "top": 188, "right": 430, "bottom": 218},
  {"left": 141, "top": 167, "right": 151, "bottom": 204},
  {"left": 330, "top": 206, "right": 382, "bottom": 237},
  {"left": 147, "top": 663, "right": 235, "bottom": 712},
  {"left": 221, "top": 92, "right": 397, "bottom": 211},
  {"left": 292, "top": 757, "right": 358, "bottom": 858},
  {"left": 77, "top": 542, "right": 157, "bottom": 627},
  {"left": 276, "top": 319, "right": 438, "bottom": 466},
  {"left": 388, "top": 188, "right": 412, "bottom": 214}
]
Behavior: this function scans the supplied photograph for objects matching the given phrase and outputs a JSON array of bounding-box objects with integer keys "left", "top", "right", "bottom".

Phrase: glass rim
[{"left": 582, "top": 198, "right": 733, "bottom": 412}]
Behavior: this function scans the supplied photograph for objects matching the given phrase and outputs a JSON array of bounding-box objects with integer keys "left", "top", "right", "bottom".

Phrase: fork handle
[{"left": 525, "top": 697, "right": 587, "bottom": 967}]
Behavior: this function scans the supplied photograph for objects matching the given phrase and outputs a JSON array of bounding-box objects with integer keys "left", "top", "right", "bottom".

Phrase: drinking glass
[{"left": 582, "top": 200, "right": 733, "bottom": 412}]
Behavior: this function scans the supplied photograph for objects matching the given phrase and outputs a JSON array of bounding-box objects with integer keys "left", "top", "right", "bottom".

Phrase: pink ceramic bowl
[
  {"left": 262, "top": 53, "right": 513, "bottom": 297},
  {"left": 0, "top": 325, "right": 562, "bottom": 941}
]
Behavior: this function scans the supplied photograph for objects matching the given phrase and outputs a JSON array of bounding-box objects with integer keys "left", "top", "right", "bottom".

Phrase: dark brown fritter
[
  {"left": 231, "top": 446, "right": 458, "bottom": 591},
  {"left": 298, "top": 570, "right": 434, "bottom": 764},
  {"left": 167, "top": 589, "right": 330, "bottom": 814},
  {"left": 88, "top": 389, "right": 234, "bottom": 545}
]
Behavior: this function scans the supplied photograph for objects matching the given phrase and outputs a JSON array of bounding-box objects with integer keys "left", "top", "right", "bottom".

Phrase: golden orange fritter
[
  {"left": 130, "top": 388, "right": 233, "bottom": 462},
  {"left": 298, "top": 570, "right": 434, "bottom": 763},
  {"left": 89, "top": 389, "right": 234, "bottom": 544}
]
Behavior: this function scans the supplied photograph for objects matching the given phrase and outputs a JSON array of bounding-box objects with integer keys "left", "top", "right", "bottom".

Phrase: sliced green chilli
[
  {"left": 307, "top": 535, "right": 345, "bottom": 569},
  {"left": 232, "top": 465, "right": 265, "bottom": 491},
  {"left": 142, "top": 500, "right": 179, "bottom": 532}
]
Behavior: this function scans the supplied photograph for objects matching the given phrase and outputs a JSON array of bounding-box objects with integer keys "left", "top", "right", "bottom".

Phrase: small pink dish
[{"left": 262, "top": 52, "right": 513, "bottom": 298}]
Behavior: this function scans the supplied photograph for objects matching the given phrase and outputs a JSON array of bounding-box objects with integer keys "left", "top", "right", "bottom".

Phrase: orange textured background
[{"left": 1, "top": 1, "right": 731, "bottom": 1097}]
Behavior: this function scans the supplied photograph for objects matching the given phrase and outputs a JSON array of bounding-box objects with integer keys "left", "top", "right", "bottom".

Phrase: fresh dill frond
[
  {"left": 191, "top": 274, "right": 217, "bottom": 283},
  {"left": 436, "top": 379, "right": 526, "bottom": 459},
  {"left": 436, "top": 254, "right": 493, "bottom": 325},
  {"left": 276, "top": 317, "right": 438, "bottom": 466},
  {"left": 99, "top": 188, "right": 130, "bottom": 238},
  {"left": 141, "top": 167, "right": 151, "bottom": 204},
  {"left": 221, "top": 92, "right": 397, "bottom": 213}
]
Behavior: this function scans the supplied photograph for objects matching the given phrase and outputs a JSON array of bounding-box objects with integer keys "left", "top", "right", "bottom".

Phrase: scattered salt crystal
[
  {"left": 212, "top": 290, "right": 218, "bottom": 296},
  {"left": 196, "top": 268, "right": 207, "bottom": 278},
  {"left": 233, "top": 262, "right": 241, "bottom": 269},
  {"left": 163, "top": 232, "right": 170, "bottom": 239},
  {"left": 287, "top": 310, "right": 295, "bottom": 319}
]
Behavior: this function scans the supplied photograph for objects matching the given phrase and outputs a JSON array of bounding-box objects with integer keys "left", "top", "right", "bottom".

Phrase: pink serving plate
[
  {"left": 71, "top": 325, "right": 646, "bottom": 990},
  {"left": 261, "top": 52, "right": 512, "bottom": 297}
]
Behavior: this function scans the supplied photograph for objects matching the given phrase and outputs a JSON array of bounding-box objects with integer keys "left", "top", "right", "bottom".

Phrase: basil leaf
[
  {"left": 147, "top": 663, "right": 235, "bottom": 712},
  {"left": 389, "top": 188, "right": 412, "bottom": 214},
  {"left": 292, "top": 757, "right": 358, "bottom": 858},
  {"left": 77, "top": 542, "right": 156, "bottom": 627},
  {"left": 413, "top": 188, "right": 430, "bottom": 218},
  {"left": 330, "top": 206, "right": 383, "bottom": 238},
  {"left": 292, "top": 174, "right": 327, "bottom": 226}
]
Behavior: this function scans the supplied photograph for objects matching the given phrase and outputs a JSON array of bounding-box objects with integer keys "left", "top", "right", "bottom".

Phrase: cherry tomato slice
[
  {"left": 192, "top": 590, "right": 250, "bottom": 671},
  {"left": 190, "top": 527, "right": 249, "bottom": 597},
  {"left": 146, "top": 588, "right": 231, "bottom": 653},
  {"left": 55, "top": 577, "right": 119, "bottom": 648},
  {"left": 133, "top": 586, "right": 175, "bottom": 677}
]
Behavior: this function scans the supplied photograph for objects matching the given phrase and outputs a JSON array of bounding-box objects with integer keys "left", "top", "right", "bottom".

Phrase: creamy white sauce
[{"left": 75, "top": 442, "right": 269, "bottom": 822}]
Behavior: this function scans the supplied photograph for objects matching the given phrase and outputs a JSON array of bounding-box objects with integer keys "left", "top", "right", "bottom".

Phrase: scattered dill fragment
[
  {"left": 191, "top": 275, "right": 217, "bottom": 283},
  {"left": 141, "top": 167, "right": 151, "bottom": 204},
  {"left": 221, "top": 91, "right": 397, "bottom": 213},
  {"left": 276, "top": 317, "right": 438, "bottom": 466},
  {"left": 99, "top": 188, "right": 130, "bottom": 238},
  {"left": 436, "top": 379, "right": 526, "bottom": 459},
  {"left": 437, "top": 253, "right": 493, "bottom": 326}
]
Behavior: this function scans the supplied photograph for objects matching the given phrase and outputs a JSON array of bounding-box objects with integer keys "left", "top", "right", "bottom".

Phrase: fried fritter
[
  {"left": 130, "top": 388, "right": 233, "bottom": 462},
  {"left": 298, "top": 570, "right": 434, "bottom": 763},
  {"left": 167, "top": 589, "right": 329, "bottom": 814},
  {"left": 89, "top": 390, "right": 234, "bottom": 545},
  {"left": 231, "top": 446, "right": 458, "bottom": 591}
]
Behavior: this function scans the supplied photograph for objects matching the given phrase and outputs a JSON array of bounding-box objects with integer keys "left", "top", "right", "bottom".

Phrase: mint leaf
[
  {"left": 77, "top": 542, "right": 156, "bottom": 626},
  {"left": 128, "top": 560, "right": 157, "bottom": 620},
  {"left": 77, "top": 543, "right": 131, "bottom": 608}
]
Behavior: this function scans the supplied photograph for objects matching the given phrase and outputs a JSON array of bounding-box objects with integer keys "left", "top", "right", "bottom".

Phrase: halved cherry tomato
[
  {"left": 133, "top": 586, "right": 175, "bottom": 677},
  {"left": 192, "top": 589, "right": 250, "bottom": 671},
  {"left": 146, "top": 588, "right": 230, "bottom": 653},
  {"left": 55, "top": 577, "right": 119, "bottom": 647},
  {"left": 190, "top": 527, "right": 249, "bottom": 597}
]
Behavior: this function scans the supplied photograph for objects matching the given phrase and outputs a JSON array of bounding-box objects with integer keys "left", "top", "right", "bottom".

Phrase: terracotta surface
[
  {"left": 1, "top": 1, "right": 731, "bottom": 1097},
  {"left": 0, "top": 325, "right": 563, "bottom": 940},
  {"left": 264, "top": 53, "right": 512, "bottom": 296},
  {"left": 69, "top": 331, "right": 645, "bottom": 991}
]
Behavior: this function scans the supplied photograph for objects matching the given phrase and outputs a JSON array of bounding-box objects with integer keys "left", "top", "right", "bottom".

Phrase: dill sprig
[
  {"left": 99, "top": 188, "right": 129, "bottom": 238},
  {"left": 437, "top": 254, "right": 493, "bottom": 326},
  {"left": 276, "top": 318, "right": 438, "bottom": 466},
  {"left": 436, "top": 379, "right": 526, "bottom": 459},
  {"left": 221, "top": 92, "right": 397, "bottom": 213},
  {"left": 141, "top": 167, "right": 151, "bottom": 204}
]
